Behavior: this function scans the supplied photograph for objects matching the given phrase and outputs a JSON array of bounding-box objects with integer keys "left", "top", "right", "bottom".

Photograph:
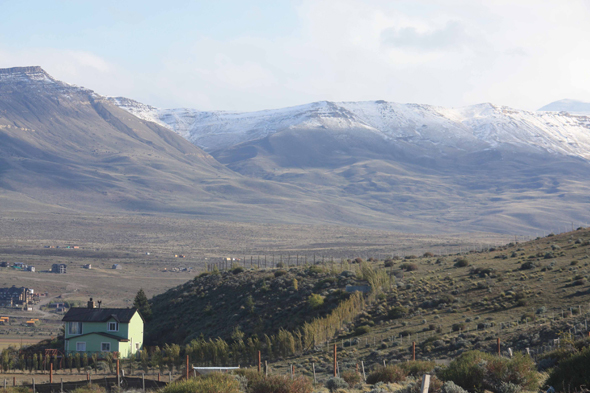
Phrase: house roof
[
  {"left": 62, "top": 307, "right": 140, "bottom": 323},
  {"left": 64, "top": 332, "right": 130, "bottom": 342}
]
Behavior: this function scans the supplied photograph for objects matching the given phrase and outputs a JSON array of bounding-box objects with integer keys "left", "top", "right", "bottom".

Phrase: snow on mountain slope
[
  {"left": 539, "top": 99, "right": 590, "bottom": 114},
  {"left": 110, "top": 97, "right": 590, "bottom": 160}
]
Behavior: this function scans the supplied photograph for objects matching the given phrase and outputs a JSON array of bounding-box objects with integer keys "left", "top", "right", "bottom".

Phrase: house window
[
  {"left": 135, "top": 343, "right": 140, "bottom": 350},
  {"left": 76, "top": 342, "right": 86, "bottom": 352},
  {"left": 101, "top": 342, "right": 111, "bottom": 352},
  {"left": 107, "top": 322, "right": 118, "bottom": 331},
  {"left": 68, "top": 322, "right": 83, "bottom": 335}
]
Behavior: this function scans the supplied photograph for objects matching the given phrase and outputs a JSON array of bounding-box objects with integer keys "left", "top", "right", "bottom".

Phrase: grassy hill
[
  {"left": 147, "top": 227, "right": 590, "bottom": 370},
  {"left": 147, "top": 265, "right": 371, "bottom": 345}
]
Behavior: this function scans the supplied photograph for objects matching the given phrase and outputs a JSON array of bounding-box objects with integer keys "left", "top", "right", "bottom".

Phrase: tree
[{"left": 133, "top": 288, "right": 152, "bottom": 321}]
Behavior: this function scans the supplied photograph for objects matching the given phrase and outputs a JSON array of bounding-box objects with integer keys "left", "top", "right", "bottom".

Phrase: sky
[{"left": 1, "top": 0, "right": 590, "bottom": 112}]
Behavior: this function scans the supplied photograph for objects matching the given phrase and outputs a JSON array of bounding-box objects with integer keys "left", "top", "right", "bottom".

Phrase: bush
[
  {"left": 441, "top": 381, "right": 468, "bottom": 393},
  {"left": 308, "top": 293, "right": 325, "bottom": 309},
  {"left": 232, "top": 266, "right": 244, "bottom": 274},
  {"left": 161, "top": 373, "right": 241, "bottom": 393},
  {"left": 520, "top": 261, "right": 536, "bottom": 270},
  {"left": 388, "top": 306, "right": 409, "bottom": 319},
  {"left": 232, "top": 369, "right": 263, "bottom": 390},
  {"left": 454, "top": 258, "right": 469, "bottom": 268},
  {"left": 400, "top": 360, "right": 435, "bottom": 376},
  {"left": 366, "top": 365, "right": 407, "bottom": 384},
  {"left": 354, "top": 325, "right": 371, "bottom": 335},
  {"left": 438, "top": 351, "right": 538, "bottom": 393},
  {"left": 250, "top": 375, "right": 312, "bottom": 393},
  {"left": 400, "top": 263, "right": 418, "bottom": 271},
  {"left": 546, "top": 346, "right": 590, "bottom": 391},
  {"left": 384, "top": 260, "right": 394, "bottom": 267},
  {"left": 340, "top": 370, "right": 361, "bottom": 387},
  {"left": 325, "top": 377, "right": 348, "bottom": 392}
]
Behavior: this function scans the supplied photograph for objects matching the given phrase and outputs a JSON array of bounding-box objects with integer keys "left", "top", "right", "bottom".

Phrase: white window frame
[
  {"left": 68, "top": 322, "right": 83, "bottom": 335},
  {"left": 76, "top": 342, "right": 86, "bottom": 352},
  {"left": 101, "top": 342, "right": 111, "bottom": 352},
  {"left": 107, "top": 322, "right": 118, "bottom": 332}
]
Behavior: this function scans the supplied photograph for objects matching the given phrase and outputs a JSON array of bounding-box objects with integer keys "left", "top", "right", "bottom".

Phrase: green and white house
[{"left": 62, "top": 299, "right": 144, "bottom": 358}]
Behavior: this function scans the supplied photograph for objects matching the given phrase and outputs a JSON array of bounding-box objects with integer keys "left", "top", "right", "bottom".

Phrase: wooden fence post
[
  {"left": 257, "top": 351, "right": 261, "bottom": 373},
  {"left": 50, "top": 363, "right": 53, "bottom": 383},
  {"left": 333, "top": 344, "right": 337, "bottom": 377},
  {"left": 186, "top": 355, "right": 189, "bottom": 380},
  {"left": 412, "top": 341, "right": 416, "bottom": 361},
  {"left": 497, "top": 338, "right": 501, "bottom": 356},
  {"left": 312, "top": 363, "right": 316, "bottom": 384}
]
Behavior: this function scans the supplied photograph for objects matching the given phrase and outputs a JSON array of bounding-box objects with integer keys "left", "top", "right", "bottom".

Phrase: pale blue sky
[{"left": 1, "top": 0, "right": 590, "bottom": 111}]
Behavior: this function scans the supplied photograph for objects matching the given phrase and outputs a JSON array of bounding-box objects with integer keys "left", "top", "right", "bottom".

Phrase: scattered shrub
[
  {"left": 161, "top": 373, "right": 241, "bottom": 393},
  {"left": 274, "top": 270, "right": 287, "bottom": 277},
  {"left": 441, "top": 381, "right": 468, "bottom": 393},
  {"left": 325, "top": 377, "right": 348, "bottom": 392},
  {"left": 400, "top": 360, "right": 435, "bottom": 376},
  {"left": 340, "top": 370, "right": 361, "bottom": 388},
  {"left": 388, "top": 306, "right": 409, "bottom": 319},
  {"left": 354, "top": 325, "right": 371, "bottom": 336},
  {"left": 520, "top": 261, "right": 536, "bottom": 270},
  {"left": 366, "top": 365, "right": 407, "bottom": 384},
  {"left": 546, "top": 346, "right": 590, "bottom": 391},
  {"left": 438, "top": 351, "right": 538, "bottom": 393},
  {"left": 454, "top": 258, "right": 469, "bottom": 268},
  {"left": 400, "top": 263, "right": 418, "bottom": 271},
  {"left": 308, "top": 293, "right": 325, "bottom": 309},
  {"left": 250, "top": 375, "right": 312, "bottom": 393}
]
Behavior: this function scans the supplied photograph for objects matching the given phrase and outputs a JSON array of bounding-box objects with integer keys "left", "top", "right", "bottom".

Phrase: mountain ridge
[
  {"left": 110, "top": 97, "right": 590, "bottom": 162},
  {"left": 2, "top": 66, "right": 590, "bottom": 233}
]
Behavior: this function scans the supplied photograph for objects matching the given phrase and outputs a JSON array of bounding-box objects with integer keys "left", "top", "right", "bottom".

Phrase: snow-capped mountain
[
  {"left": 110, "top": 97, "right": 590, "bottom": 161},
  {"left": 539, "top": 99, "right": 590, "bottom": 114}
]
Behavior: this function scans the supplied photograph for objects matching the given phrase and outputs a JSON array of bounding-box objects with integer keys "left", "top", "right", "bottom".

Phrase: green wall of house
[{"left": 65, "top": 335, "right": 125, "bottom": 357}]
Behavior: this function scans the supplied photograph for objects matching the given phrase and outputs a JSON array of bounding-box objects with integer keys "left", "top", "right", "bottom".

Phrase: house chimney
[
  {"left": 97, "top": 300, "right": 102, "bottom": 309},
  {"left": 87, "top": 298, "right": 95, "bottom": 309}
]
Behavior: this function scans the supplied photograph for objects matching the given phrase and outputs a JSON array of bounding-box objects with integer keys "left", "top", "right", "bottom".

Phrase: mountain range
[{"left": 1, "top": 66, "right": 589, "bottom": 233}]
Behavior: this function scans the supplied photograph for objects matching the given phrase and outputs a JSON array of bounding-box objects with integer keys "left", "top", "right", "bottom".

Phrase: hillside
[
  {"left": 113, "top": 97, "right": 590, "bottom": 233},
  {"left": 146, "top": 266, "right": 369, "bottom": 345},
  {"left": 0, "top": 66, "right": 435, "bottom": 229},
  {"left": 147, "top": 227, "right": 590, "bottom": 366}
]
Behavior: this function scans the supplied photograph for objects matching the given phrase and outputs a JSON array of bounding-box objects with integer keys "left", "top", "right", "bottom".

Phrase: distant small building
[
  {"left": 83, "top": 264, "right": 92, "bottom": 269},
  {"left": 0, "top": 262, "right": 8, "bottom": 268},
  {"left": 28, "top": 266, "right": 35, "bottom": 272},
  {"left": 51, "top": 264, "right": 67, "bottom": 274},
  {"left": 112, "top": 264, "right": 122, "bottom": 270}
]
